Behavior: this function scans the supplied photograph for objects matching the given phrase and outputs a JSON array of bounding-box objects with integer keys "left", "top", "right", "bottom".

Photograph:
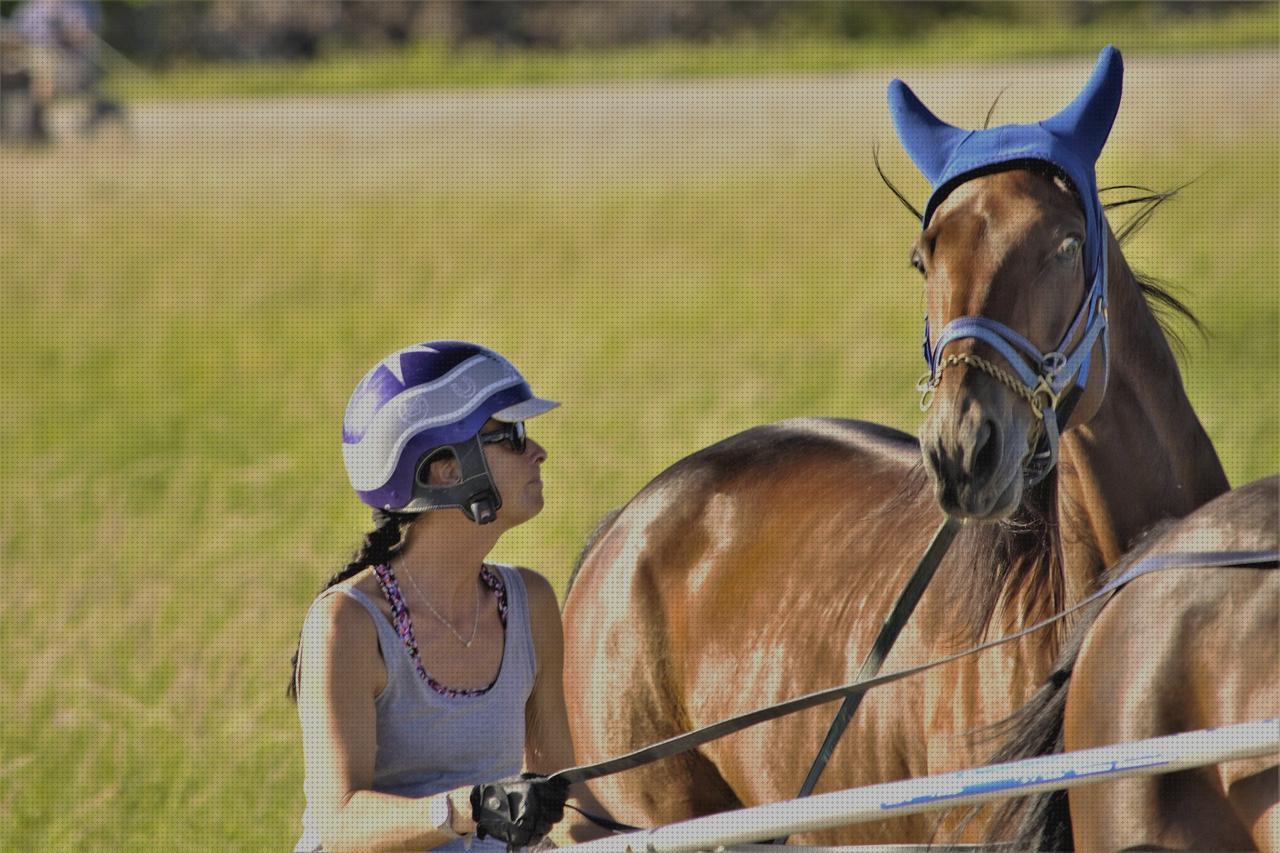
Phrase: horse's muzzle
[{"left": 921, "top": 379, "right": 1027, "bottom": 519}]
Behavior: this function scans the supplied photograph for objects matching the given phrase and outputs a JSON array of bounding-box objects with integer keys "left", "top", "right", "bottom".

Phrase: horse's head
[
  {"left": 889, "top": 46, "right": 1123, "bottom": 519},
  {"left": 913, "top": 169, "right": 1095, "bottom": 517}
]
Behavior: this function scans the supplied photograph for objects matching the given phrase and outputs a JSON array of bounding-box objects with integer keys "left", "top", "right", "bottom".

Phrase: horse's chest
[{"left": 919, "top": 653, "right": 1029, "bottom": 773}]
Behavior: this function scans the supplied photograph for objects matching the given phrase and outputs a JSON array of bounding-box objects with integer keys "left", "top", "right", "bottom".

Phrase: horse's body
[
  {"left": 991, "top": 476, "right": 1279, "bottom": 851},
  {"left": 563, "top": 162, "right": 1230, "bottom": 847}
]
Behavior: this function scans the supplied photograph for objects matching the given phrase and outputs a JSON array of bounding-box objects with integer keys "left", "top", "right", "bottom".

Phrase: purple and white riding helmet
[{"left": 342, "top": 341, "right": 559, "bottom": 521}]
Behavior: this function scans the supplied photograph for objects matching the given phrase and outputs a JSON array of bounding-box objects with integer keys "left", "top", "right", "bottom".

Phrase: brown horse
[
  {"left": 562, "top": 84, "right": 1230, "bottom": 848},
  {"left": 987, "top": 475, "right": 1278, "bottom": 851}
]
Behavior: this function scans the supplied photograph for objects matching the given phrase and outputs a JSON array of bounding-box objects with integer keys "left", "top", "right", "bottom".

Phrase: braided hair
[{"left": 287, "top": 508, "right": 420, "bottom": 701}]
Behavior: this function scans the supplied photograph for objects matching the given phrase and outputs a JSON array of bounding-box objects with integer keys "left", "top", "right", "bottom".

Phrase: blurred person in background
[
  {"left": 9, "top": 0, "right": 121, "bottom": 140},
  {"left": 289, "top": 341, "right": 614, "bottom": 851}
]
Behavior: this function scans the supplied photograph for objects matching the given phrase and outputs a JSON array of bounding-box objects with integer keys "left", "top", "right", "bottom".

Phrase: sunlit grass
[{"left": 1, "top": 57, "right": 1275, "bottom": 848}]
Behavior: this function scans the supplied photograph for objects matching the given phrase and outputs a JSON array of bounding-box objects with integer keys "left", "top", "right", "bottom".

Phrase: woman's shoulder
[
  {"left": 296, "top": 570, "right": 388, "bottom": 697},
  {"left": 508, "top": 566, "right": 560, "bottom": 626},
  {"left": 303, "top": 569, "right": 386, "bottom": 637},
  {"left": 343, "top": 566, "right": 386, "bottom": 602}
]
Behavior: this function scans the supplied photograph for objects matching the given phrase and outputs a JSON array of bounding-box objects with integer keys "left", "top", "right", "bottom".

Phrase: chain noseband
[{"left": 917, "top": 352, "right": 1061, "bottom": 419}]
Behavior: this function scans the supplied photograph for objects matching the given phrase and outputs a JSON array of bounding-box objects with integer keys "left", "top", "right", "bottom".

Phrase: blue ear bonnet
[
  {"left": 889, "top": 46, "right": 1124, "bottom": 485},
  {"left": 889, "top": 45, "right": 1122, "bottom": 296}
]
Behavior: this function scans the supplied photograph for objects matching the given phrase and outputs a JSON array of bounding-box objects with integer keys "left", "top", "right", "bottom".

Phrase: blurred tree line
[{"left": 0, "top": 0, "right": 1267, "bottom": 63}]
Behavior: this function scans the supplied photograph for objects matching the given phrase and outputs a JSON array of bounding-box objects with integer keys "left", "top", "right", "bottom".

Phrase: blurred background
[
  {"left": 4, "top": 0, "right": 1274, "bottom": 62},
  {"left": 1, "top": 1, "right": 1276, "bottom": 849}
]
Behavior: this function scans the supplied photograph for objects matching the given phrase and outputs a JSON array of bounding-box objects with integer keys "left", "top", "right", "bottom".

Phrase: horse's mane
[
  {"left": 945, "top": 476, "right": 1276, "bottom": 847},
  {"left": 889, "top": 465, "right": 1074, "bottom": 651},
  {"left": 960, "top": 517, "right": 1182, "bottom": 849},
  {"left": 1102, "top": 183, "right": 1205, "bottom": 356}
]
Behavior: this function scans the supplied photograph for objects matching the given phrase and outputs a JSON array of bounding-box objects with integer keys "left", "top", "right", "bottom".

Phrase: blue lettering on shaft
[{"left": 881, "top": 758, "right": 1170, "bottom": 809}]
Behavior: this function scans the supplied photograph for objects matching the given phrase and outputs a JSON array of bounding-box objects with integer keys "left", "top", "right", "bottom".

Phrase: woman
[{"left": 289, "top": 341, "right": 613, "bottom": 851}]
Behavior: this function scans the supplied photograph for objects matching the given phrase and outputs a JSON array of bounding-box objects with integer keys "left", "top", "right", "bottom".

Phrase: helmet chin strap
[{"left": 411, "top": 435, "right": 503, "bottom": 525}]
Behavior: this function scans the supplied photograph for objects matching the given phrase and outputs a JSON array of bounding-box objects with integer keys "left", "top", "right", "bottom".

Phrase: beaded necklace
[{"left": 372, "top": 562, "right": 508, "bottom": 699}]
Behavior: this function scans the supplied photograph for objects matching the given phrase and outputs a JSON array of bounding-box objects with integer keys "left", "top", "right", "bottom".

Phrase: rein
[{"left": 552, "top": 549, "right": 1279, "bottom": 833}]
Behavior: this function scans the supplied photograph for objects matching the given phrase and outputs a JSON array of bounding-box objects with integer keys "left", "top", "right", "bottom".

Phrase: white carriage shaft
[{"left": 564, "top": 718, "right": 1280, "bottom": 853}]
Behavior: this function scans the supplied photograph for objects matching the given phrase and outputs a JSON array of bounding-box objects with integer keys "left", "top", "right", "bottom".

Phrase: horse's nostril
[{"left": 974, "top": 419, "right": 1000, "bottom": 475}]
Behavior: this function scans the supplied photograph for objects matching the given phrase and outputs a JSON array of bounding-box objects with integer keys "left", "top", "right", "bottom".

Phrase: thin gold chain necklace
[{"left": 400, "top": 563, "right": 484, "bottom": 649}]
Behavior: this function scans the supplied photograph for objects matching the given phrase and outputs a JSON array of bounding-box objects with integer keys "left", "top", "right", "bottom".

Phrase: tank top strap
[
  {"left": 319, "top": 584, "right": 396, "bottom": 639},
  {"left": 489, "top": 564, "right": 538, "bottom": 683}
]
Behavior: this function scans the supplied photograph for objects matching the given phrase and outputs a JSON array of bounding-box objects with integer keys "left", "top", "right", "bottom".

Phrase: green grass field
[{"left": 1, "top": 50, "right": 1276, "bottom": 849}]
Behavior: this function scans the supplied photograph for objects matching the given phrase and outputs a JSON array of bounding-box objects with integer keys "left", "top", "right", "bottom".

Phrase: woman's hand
[{"left": 471, "top": 774, "right": 570, "bottom": 846}]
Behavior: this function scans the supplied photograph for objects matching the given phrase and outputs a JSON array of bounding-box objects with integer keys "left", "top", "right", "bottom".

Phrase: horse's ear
[
  {"left": 1040, "top": 45, "right": 1123, "bottom": 164},
  {"left": 888, "top": 79, "right": 968, "bottom": 185}
]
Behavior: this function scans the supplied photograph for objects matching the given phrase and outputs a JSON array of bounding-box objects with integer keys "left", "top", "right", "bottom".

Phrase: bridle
[{"left": 915, "top": 200, "right": 1110, "bottom": 486}]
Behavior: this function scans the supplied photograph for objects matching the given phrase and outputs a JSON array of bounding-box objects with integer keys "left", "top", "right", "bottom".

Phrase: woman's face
[
  {"left": 479, "top": 418, "right": 548, "bottom": 525},
  {"left": 422, "top": 418, "right": 548, "bottom": 526}
]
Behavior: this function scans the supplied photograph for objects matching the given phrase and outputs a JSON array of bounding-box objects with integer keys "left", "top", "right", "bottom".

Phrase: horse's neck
[
  {"left": 952, "top": 251, "right": 1230, "bottom": 758},
  {"left": 1056, "top": 246, "right": 1229, "bottom": 596}
]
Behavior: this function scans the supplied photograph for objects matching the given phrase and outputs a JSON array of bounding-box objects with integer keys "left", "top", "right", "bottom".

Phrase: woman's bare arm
[
  {"left": 296, "top": 593, "right": 476, "bottom": 851},
  {"left": 520, "top": 569, "right": 617, "bottom": 844}
]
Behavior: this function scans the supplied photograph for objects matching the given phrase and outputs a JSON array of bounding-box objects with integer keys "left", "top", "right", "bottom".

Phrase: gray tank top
[{"left": 295, "top": 564, "right": 536, "bottom": 852}]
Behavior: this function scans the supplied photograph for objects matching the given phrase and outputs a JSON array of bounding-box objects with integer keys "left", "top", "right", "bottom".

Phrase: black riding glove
[{"left": 470, "top": 773, "right": 570, "bottom": 848}]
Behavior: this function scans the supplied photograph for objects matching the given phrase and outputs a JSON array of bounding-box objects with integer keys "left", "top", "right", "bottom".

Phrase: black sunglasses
[{"left": 478, "top": 421, "right": 527, "bottom": 455}]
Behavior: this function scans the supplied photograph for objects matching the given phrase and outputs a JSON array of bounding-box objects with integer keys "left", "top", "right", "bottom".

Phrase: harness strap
[
  {"left": 1024, "top": 384, "right": 1083, "bottom": 484},
  {"left": 552, "top": 550, "right": 1278, "bottom": 795},
  {"left": 1049, "top": 294, "right": 1106, "bottom": 397},
  {"left": 793, "top": 517, "right": 962, "bottom": 804},
  {"left": 564, "top": 804, "right": 642, "bottom": 834}
]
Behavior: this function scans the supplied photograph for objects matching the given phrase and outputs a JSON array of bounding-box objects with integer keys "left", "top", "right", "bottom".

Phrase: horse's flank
[{"left": 986, "top": 475, "right": 1279, "bottom": 850}]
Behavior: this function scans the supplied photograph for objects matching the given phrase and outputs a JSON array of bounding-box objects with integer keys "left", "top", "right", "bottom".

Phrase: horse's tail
[
  {"left": 978, "top": 597, "right": 1108, "bottom": 851},
  {"left": 565, "top": 507, "right": 623, "bottom": 602},
  {"left": 980, "top": 661, "right": 1075, "bottom": 850}
]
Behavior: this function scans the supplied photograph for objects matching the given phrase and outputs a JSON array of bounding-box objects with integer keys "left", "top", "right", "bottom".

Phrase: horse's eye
[
  {"left": 911, "top": 253, "right": 926, "bottom": 276},
  {"left": 1056, "top": 236, "right": 1082, "bottom": 259}
]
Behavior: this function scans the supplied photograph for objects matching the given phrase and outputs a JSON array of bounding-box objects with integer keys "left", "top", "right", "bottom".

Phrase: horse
[
  {"left": 562, "top": 48, "right": 1231, "bottom": 845},
  {"left": 986, "top": 475, "right": 1278, "bottom": 851}
]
